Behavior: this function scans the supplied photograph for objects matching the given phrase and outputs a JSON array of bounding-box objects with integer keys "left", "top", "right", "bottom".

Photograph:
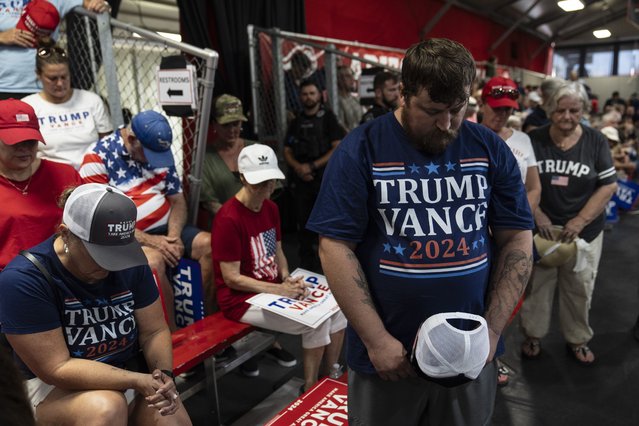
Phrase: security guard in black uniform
[
  {"left": 284, "top": 80, "right": 345, "bottom": 271},
  {"left": 360, "top": 71, "right": 400, "bottom": 123}
]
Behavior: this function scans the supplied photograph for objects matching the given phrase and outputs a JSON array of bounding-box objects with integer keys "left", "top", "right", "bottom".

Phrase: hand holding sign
[{"left": 247, "top": 269, "right": 341, "bottom": 328}]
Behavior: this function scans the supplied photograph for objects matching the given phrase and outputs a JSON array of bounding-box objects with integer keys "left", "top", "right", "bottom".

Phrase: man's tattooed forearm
[{"left": 347, "top": 251, "right": 376, "bottom": 309}]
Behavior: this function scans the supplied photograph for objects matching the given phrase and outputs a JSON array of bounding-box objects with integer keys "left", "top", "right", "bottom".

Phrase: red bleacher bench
[
  {"left": 171, "top": 312, "right": 275, "bottom": 424},
  {"left": 171, "top": 312, "right": 254, "bottom": 376}
]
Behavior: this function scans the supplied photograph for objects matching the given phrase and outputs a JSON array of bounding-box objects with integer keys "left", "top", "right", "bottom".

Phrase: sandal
[
  {"left": 496, "top": 360, "right": 510, "bottom": 386},
  {"left": 521, "top": 337, "right": 541, "bottom": 359},
  {"left": 567, "top": 344, "right": 595, "bottom": 365}
]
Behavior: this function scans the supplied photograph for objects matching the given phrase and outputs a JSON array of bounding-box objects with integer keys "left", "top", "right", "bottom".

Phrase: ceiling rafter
[
  {"left": 555, "top": 6, "right": 627, "bottom": 40},
  {"left": 453, "top": 1, "right": 553, "bottom": 42},
  {"left": 526, "top": 0, "right": 602, "bottom": 28}
]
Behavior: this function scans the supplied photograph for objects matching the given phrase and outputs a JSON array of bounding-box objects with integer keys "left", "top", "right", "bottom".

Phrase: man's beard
[
  {"left": 303, "top": 99, "right": 320, "bottom": 110},
  {"left": 402, "top": 109, "right": 458, "bottom": 156},
  {"left": 383, "top": 97, "right": 398, "bottom": 109}
]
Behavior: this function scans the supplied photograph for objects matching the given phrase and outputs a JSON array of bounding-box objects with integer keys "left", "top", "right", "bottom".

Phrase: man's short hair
[
  {"left": 373, "top": 71, "right": 398, "bottom": 91},
  {"left": 299, "top": 79, "right": 320, "bottom": 93},
  {"left": 401, "top": 38, "right": 476, "bottom": 106}
]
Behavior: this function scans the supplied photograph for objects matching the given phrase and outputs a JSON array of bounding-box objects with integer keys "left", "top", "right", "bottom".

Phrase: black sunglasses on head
[
  {"left": 489, "top": 86, "right": 519, "bottom": 100},
  {"left": 37, "top": 46, "right": 67, "bottom": 58}
]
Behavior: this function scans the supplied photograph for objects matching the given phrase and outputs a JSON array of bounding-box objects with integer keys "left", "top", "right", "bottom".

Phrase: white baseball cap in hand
[{"left": 411, "top": 312, "right": 490, "bottom": 387}]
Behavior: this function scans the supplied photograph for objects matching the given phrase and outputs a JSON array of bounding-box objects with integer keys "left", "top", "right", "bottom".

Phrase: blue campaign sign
[
  {"left": 612, "top": 180, "right": 639, "bottom": 210},
  {"left": 605, "top": 200, "right": 618, "bottom": 223},
  {"left": 172, "top": 258, "right": 204, "bottom": 328}
]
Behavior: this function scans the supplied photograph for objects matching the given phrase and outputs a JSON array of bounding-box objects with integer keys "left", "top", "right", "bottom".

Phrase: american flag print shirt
[{"left": 250, "top": 227, "right": 278, "bottom": 280}]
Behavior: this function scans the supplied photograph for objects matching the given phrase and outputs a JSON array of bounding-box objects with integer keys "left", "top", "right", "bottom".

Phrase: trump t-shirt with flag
[
  {"left": 307, "top": 113, "right": 534, "bottom": 375},
  {"left": 530, "top": 124, "right": 616, "bottom": 242},
  {"left": 212, "top": 197, "right": 282, "bottom": 321}
]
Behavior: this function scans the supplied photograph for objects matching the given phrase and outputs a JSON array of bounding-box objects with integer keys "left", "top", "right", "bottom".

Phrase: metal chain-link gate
[{"left": 58, "top": 8, "right": 217, "bottom": 224}]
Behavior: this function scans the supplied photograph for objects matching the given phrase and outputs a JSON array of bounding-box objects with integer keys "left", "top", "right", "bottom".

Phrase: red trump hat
[
  {"left": 0, "top": 99, "right": 45, "bottom": 146},
  {"left": 16, "top": 0, "right": 60, "bottom": 37},
  {"left": 482, "top": 76, "right": 520, "bottom": 110}
]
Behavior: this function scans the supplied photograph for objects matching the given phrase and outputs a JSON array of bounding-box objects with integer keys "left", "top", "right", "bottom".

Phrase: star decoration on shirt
[
  {"left": 102, "top": 139, "right": 110, "bottom": 148},
  {"left": 425, "top": 162, "right": 440, "bottom": 175},
  {"left": 472, "top": 240, "right": 479, "bottom": 249},
  {"left": 116, "top": 168, "right": 127, "bottom": 179},
  {"left": 72, "top": 350, "right": 84, "bottom": 357},
  {"left": 167, "top": 182, "right": 175, "bottom": 191},
  {"left": 127, "top": 159, "right": 137, "bottom": 169},
  {"left": 479, "top": 236, "right": 485, "bottom": 246},
  {"left": 393, "top": 243, "right": 405, "bottom": 255},
  {"left": 96, "top": 298, "right": 108, "bottom": 306},
  {"left": 98, "top": 151, "right": 107, "bottom": 160},
  {"left": 445, "top": 161, "right": 456, "bottom": 171},
  {"left": 409, "top": 163, "right": 421, "bottom": 174},
  {"left": 383, "top": 243, "right": 391, "bottom": 253}
]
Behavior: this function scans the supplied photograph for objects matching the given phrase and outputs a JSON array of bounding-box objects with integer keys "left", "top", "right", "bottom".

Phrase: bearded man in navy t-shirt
[{"left": 307, "top": 38, "right": 534, "bottom": 426}]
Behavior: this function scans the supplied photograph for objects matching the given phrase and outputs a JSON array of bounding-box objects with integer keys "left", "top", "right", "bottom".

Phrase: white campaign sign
[
  {"left": 246, "top": 268, "right": 341, "bottom": 328},
  {"left": 157, "top": 65, "right": 198, "bottom": 108}
]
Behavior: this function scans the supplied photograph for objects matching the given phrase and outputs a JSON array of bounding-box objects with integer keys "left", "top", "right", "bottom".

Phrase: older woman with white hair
[{"left": 519, "top": 82, "right": 617, "bottom": 365}]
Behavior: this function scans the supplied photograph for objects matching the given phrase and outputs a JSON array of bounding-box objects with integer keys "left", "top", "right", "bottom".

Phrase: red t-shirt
[
  {"left": 212, "top": 197, "right": 282, "bottom": 321},
  {"left": 0, "top": 160, "right": 81, "bottom": 270}
]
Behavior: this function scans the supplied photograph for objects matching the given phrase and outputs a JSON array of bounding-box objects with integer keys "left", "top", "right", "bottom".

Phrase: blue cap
[{"left": 131, "top": 110, "right": 174, "bottom": 168}]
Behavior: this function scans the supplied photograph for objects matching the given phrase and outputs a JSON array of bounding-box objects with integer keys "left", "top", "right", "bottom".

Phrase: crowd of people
[{"left": 0, "top": 1, "right": 638, "bottom": 425}]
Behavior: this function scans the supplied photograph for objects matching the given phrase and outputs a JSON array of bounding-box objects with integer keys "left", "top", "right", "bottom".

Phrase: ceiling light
[
  {"left": 557, "top": 0, "right": 584, "bottom": 12},
  {"left": 593, "top": 29, "right": 612, "bottom": 38}
]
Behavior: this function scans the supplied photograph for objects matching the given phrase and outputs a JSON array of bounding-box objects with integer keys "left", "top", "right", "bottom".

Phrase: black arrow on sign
[{"left": 167, "top": 88, "right": 183, "bottom": 97}]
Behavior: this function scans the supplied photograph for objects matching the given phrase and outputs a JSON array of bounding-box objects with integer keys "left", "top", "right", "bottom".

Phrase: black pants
[{"left": 290, "top": 176, "right": 322, "bottom": 271}]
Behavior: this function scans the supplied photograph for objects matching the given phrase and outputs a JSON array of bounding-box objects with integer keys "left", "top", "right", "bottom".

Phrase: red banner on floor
[{"left": 265, "top": 378, "right": 348, "bottom": 425}]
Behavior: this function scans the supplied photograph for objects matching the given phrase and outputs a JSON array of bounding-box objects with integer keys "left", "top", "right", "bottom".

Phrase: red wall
[{"left": 305, "top": 0, "right": 548, "bottom": 73}]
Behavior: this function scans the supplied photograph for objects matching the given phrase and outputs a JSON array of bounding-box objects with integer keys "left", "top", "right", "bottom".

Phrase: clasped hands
[
  {"left": 294, "top": 163, "right": 315, "bottom": 182},
  {"left": 141, "top": 369, "right": 180, "bottom": 416},
  {"left": 535, "top": 210, "right": 585, "bottom": 243},
  {"left": 278, "top": 275, "right": 311, "bottom": 300}
]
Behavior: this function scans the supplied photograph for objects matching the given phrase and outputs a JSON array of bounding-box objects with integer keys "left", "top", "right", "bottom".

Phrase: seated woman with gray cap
[
  {"left": 0, "top": 183, "right": 191, "bottom": 425},
  {"left": 212, "top": 144, "right": 346, "bottom": 393}
]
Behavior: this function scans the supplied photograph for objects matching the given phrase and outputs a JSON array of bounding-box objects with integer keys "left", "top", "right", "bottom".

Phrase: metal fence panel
[
  {"left": 58, "top": 8, "right": 217, "bottom": 224},
  {"left": 248, "top": 26, "right": 404, "bottom": 155}
]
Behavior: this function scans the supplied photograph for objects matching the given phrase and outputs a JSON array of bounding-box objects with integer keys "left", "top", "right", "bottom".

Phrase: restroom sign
[{"left": 157, "top": 65, "right": 198, "bottom": 109}]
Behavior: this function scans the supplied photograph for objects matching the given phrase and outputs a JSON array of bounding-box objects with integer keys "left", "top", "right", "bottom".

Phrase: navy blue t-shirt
[
  {"left": 307, "top": 113, "right": 534, "bottom": 374},
  {"left": 0, "top": 236, "right": 158, "bottom": 378}
]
